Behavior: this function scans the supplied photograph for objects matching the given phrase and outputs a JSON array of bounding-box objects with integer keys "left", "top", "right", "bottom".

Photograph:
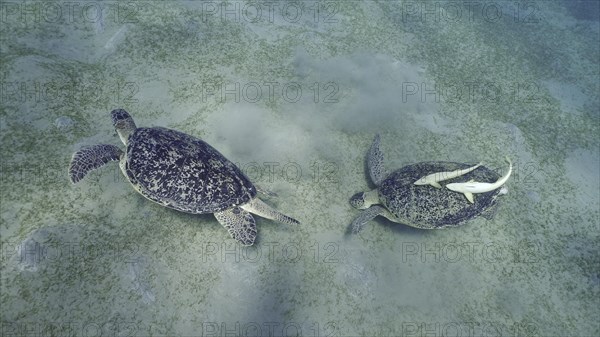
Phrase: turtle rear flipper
[
  {"left": 481, "top": 200, "right": 500, "bottom": 220},
  {"left": 351, "top": 205, "right": 386, "bottom": 234},
  {"left": 367, "top": 134, "right": 385, "bottom": 186},
  {"left": 242, "top": 198, "right": 300, "bottom": 225},
  {"left": 69, "top": 144, "right": 123, "bottom": 183},
  {"left": 214, "top": 207, "right": 257, "bottom": 246},
  {"left": 255, "top": 185, "right": 278, "bottom": 198}
]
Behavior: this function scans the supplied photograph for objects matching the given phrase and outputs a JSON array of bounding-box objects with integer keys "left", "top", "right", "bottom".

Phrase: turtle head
[
  {"left": 350, "top": 190, "right": 380, "bottom": 209},
  {"left": 350, "top": 192, "right": 368, "bottom": 209},
  {"left": 111, "top": 109, "right": 136, "bottom": 145}
]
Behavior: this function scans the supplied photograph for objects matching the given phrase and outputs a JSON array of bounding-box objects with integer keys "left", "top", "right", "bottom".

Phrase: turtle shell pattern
[
  {"left": 125, "top": 127, "right": 256, "bottom": 213},
  {"left": 379, "top": 161, "right": 502, "bottom": 229}
]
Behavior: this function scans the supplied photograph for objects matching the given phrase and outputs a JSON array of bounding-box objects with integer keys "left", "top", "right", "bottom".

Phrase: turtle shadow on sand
[
  {"left": 68, "top": 109, "right": 299, "bottom": 246},
  {"left": 348, "top": 134, "right": 507, "bottom": 236}
]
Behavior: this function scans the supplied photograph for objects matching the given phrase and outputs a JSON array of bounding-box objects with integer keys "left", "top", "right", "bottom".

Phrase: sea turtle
[
  {"left": 349, "top": 135, "right": 507, "bottom": 233},
  {"left": 69, "top": 109, "right": 299, "bottom": 245}
]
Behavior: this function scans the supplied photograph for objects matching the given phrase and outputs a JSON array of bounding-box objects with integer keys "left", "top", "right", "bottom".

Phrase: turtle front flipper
[
  {"left": 367, "top": 134, "right": 385, "bottom": 186},
  {"left": 69, "top": 144, "right": 123, "bottom": 183},
  {"left": 214, "top": 207, "right": 257, "bottom": 246},
  {"left": 242, "top": 198, "right": 300, "bottom": 225},
  {"left": 351, "top": 205, "right": 386, "bottom": 234}
]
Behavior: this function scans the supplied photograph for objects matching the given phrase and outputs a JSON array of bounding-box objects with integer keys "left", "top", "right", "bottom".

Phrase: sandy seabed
[{"left": 1, "top": 1, "right": 598, "bottom": 336}]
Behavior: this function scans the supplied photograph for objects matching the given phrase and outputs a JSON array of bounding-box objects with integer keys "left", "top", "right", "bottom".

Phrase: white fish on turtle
[
  {"left": 349, "top": 135, "right": 509, "bottom": 234},
  {"left": 445, "top": 157, "right": 512, "bottom": 203},
  {"left": 413, "top": 162, "right": 482, "bottom": 188},
  {"left": 69, "top": 109, "right": 299, "bottom": 245}
]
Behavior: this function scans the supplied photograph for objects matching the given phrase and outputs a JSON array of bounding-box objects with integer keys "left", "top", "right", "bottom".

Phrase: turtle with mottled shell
[
  {"left": 349, "top": 135, "right": 507, "bottom": 233},
  {"left": 69, "top": 109, "right": 299, "bottom": 245}
]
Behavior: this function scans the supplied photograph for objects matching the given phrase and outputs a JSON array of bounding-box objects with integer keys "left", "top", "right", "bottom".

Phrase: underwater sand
[{"left": 1, "top": 1, "right": 598, "bottom": 336}]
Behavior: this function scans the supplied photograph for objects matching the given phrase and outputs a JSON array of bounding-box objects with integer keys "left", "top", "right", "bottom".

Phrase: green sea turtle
[
  {"left": 349, "top": 135, "right": 508, "bottom": 233},
  {"left": 69, "top": 109, "right": 299, "bottom": 245}
]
